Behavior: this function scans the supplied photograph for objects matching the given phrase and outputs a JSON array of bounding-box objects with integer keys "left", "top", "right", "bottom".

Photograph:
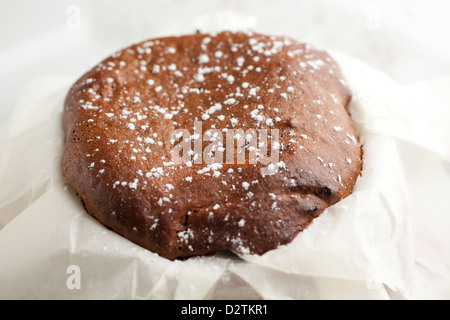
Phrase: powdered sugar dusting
[{"left": 67, "top": 31, "right": 361, "bottom": 258}]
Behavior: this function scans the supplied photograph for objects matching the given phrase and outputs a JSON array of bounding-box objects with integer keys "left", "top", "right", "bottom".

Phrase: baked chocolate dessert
[{"left": 62, "top": 31, "right": 362, "bottom": 260}]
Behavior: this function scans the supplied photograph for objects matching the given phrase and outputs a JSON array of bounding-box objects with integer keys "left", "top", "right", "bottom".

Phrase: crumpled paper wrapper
[{"left": 1, "top": 43, "right": 449, "bottom": 299}]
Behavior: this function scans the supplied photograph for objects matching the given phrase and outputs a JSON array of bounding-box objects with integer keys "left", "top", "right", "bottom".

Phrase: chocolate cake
[{"left": 61, "top": 31, "right": 362, "bottom": 260}]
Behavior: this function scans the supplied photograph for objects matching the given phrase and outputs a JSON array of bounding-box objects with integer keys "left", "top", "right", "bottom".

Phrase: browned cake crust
[{"left": 62, "top": 31, "right": 362, "bottom": 260}]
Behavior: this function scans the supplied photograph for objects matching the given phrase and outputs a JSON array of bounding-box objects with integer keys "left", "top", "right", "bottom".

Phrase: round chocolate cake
[{"left": 62, "top": 31, "right": 362, "bottom": 260}]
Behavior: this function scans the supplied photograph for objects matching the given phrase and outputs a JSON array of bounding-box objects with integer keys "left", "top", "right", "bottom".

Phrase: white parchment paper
[{"left": 0, "top": 44, "right": 449, "bottom": 299}]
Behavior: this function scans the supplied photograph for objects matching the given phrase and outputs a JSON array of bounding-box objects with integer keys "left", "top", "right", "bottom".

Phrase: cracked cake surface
[{"left": 62, "top": 31, "right": 362, "bottom": 260}]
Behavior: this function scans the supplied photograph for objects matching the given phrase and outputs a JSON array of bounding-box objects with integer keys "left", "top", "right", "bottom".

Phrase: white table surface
[{"left": 1, "top": 1, "right": 449, "bottom": 140}]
